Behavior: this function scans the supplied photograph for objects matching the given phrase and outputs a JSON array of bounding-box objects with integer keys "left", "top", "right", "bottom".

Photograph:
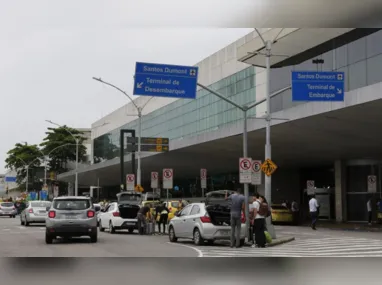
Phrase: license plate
[
  {"left": 64, "top": 215, "right": 80, "bottom": 219},
  {"left": 39, "top": 211, "right": 46, "bottom": 214}
]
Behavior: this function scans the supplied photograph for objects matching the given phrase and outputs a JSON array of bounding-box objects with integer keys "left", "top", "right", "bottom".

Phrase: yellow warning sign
[
  {"left": 261, "top": 159, "right": 278, "bottom": 177},
  {"left": 135, "top": 184, "right": 144, "bottom": 192}
]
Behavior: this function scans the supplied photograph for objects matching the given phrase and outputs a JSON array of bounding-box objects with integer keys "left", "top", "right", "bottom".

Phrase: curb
[{"left": 267, "top": 237, "right": 295, "bottom": 247}]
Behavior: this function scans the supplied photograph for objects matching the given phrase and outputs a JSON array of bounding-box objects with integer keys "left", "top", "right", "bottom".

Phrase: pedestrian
[
  {"left": 367, "top": 197, "right": 372, "bottom": 225},
  {"left": 309, "top": 194, "right": 319, "bottom": 230},
  {"left": 281, "top": 200, "right": 287, "bottom": 208},
  {"left": 137, "top": 203, "right": 152, "bottom": 235},
  {"left": 291, "top": 200, "right": 299, "bottom": 225},
  {"left": 178, "top": 199, "right": 184, "bottom": 211},
  {"left": 251, "top": 194, "right": 267, "bottom": 248},
  {"left": 225, "top": 188, "right": 246, "bottom": 248},
  {"left": 156, "top": 202, "right": 169, "bottom": 234},
  {"left": 248, "top": 196, "right": 256, "bottom": 245}
]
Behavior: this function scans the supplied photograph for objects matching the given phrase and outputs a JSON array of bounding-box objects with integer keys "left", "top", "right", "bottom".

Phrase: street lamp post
[
  {"left": 14, "top": 156, "right": 40, "bottom": 192},
  {"left": 92, "top": 77, "right": 153, "bottom": 187},
  {"left": 45, "top": 120, "right": 80, "bottom": 196}
]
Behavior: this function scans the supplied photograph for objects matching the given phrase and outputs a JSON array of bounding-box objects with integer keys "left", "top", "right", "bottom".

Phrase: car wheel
[
  {"left": 169, "top": 226, "right": 177, "bottom": 242},
  {"left": 45, "top": 233, "right": 53, "bottom": 244},
  {"left": 193, "top": 228, "right": 204, "bottom": 246},
  {"left": 128, "top": 228, "right": 134, "bottom": 234},
  {"left": 25, "top": 219, "right": 29, "bottom": 227},
  {"left": 109, "top": 221, "right": 115, "bottom": 234},
  {"left": 20, "top": 218, "right": 24, "bottom": 226},
  {"left": 99, "top": 221, "right": 105, "bottom": 232},
  {"left": 90, "top": 233, "right": 98, "bottom": 243}
]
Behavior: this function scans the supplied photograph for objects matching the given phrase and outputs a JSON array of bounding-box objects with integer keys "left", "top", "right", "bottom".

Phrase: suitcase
[{"left": 145, "top": 222, "right": 154, "bottom": 235}]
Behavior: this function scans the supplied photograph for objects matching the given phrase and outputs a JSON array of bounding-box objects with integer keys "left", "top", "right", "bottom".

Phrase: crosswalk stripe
[{"left": 196, "top": 236, "right": 382, "bottom": 257}]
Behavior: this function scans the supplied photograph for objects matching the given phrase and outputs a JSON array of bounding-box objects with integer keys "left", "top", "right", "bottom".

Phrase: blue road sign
[
  {"left": 292, "top": 71, "right": 345, "bottom": 101},
  {"left": 5, "top": 177, "right": 16, "bottom": 182},
  {"left": 133, "top": 62, "right": 198, "bottom": 99},
  {"left": 40, "top": 190, "right": 48, "bottom": 200}
]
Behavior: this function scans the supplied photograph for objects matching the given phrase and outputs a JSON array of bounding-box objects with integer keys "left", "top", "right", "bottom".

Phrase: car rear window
[
  {"left": 52, "top": 199, "right": 91, "bottom": 210},
  {"left": 31, "top": 202, "right": 51, "bottom": 208},
  {"left": 171, "top": 202, "right": 179, "bottom": 208},
  {"left": 119, "top": 194, "right": 141, "bottom": 202},
  {"left": 1, "top": 203, "right": 13, "bottom": 207}
]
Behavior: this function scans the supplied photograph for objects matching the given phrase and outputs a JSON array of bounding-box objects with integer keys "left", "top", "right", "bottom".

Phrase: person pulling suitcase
[{"left": 156, "top": 203, "right": 170, "bottom": 234}]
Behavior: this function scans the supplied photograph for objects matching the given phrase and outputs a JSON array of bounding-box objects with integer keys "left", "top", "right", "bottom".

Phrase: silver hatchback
[{"left": 45, "top": 196, "right": 98, "bottom": 244}]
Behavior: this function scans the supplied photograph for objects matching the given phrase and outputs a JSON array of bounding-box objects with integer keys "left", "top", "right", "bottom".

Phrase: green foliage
[
  {"left": 5, "top": 143, "right": 42, "bottom": 185},
  {"left": 40, "top": 126, "right": 87, "bottom": 173}
]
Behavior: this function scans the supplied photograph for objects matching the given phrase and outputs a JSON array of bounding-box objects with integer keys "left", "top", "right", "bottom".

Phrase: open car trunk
[
  {"left": 118, "top": 204, "right": 140, "bottom": 219},
  {"left": 205, "top": 190, "right": 236, "bottom": 226}
]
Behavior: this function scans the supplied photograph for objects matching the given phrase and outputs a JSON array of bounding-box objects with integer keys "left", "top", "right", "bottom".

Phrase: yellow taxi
[
  {"left": 141, "top": 200, "right": 161, "bottom": 217},
  {"left": 271, "top": 204, "right": 293, "bottom": 224},
  {"left": 155, "top": 200, "right": 189, "bottom": 222}
]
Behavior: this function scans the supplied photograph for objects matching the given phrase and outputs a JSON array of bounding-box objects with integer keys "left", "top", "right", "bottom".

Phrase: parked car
[
  {"left": 168, "top": 202, "right": 246, "bottom": 246},
  {"left": 0, "top": 202, "right": 17, "bottom": 218},
  {"left": 45, "top": 196, "right": 97, "bottom": 244},
  {"left": 271, "top": 204, "right": 293, "bottom": 224},
  {"left": 98, "top": 191, "right": 141, "bottom": 234},
  {"left": 20, "top": 200, "right": 52, "bottom": 226}
]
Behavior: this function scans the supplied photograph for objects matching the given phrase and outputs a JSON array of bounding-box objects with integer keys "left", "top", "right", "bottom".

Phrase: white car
[
  {"left": 98, "top": 202, "right": 140, "bottom": 234},
  {"left": 168, "top": 202, "right": 246, "bottom": 246}
]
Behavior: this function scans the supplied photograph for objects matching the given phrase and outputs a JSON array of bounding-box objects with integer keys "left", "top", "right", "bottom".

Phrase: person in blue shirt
[{"left": 225, "top": 189, "right": 246, "bottom": 248}]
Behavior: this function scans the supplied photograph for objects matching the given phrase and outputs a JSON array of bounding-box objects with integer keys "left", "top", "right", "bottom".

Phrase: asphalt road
[
  {"left": 3, "top": 216, "right": 382, "bottom": 257},
  {"left": 0, "top": 216, "right": 198, "bottom": 257}
]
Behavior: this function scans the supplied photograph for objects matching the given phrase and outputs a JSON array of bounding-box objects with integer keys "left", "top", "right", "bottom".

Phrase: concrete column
[{"left": 334, "top": 160, "right": 346, "bottom": 222}]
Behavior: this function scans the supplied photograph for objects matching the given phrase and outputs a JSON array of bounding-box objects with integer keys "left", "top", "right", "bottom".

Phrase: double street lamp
[
  {"left": 45, "top": 120, "right": 80, "bottom": 196},
  {"left": 92, "top": 77, "right": 154, "bottom": 187}
]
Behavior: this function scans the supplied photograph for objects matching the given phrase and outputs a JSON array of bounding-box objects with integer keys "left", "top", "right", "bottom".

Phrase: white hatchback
[{"left": 168, "top": 203, "right": 246, "bottom": 246}]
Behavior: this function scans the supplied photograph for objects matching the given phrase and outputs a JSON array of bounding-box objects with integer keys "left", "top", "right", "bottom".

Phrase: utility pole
[{"left": 92, "top": 77, "right": 153, "bottom": 187}]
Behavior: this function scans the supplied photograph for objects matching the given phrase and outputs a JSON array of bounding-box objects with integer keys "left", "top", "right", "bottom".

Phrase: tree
[
  {"left": 93, "top": 133, "right": 118, "bottom": 163},
  {"left": 5, "top": 143, "right": 42, "bottom": 185},
  {"left": 40, "top": 126, "right": 87, "bottom": 174}
]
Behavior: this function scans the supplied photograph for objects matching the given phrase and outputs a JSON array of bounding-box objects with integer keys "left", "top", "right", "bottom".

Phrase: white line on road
[{"left": 166, "top": 242, "right": 204, "bottom": 257}]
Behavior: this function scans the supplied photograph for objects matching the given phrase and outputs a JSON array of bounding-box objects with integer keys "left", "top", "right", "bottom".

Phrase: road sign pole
[
  {"left": 167, "top": 189, "right": 169, "bottom": 201},
  {"left": 264, "top": 40, "right": 276, "bottom": 239},
  {"left": 137, "top": 108, "right": 142, "bottom": 186},
  {"left": 243, "top": 109, "right": 250, "bottom": 240}
]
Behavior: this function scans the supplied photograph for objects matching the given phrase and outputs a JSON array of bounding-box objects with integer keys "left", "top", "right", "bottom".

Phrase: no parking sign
[{"left": 163, "top": 169, "right": 173, "bottom": 189}]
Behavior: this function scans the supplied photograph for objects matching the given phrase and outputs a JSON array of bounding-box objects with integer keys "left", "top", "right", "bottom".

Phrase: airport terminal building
[{"left": 59, "top": 28, "right": 382, "bottom": 223}]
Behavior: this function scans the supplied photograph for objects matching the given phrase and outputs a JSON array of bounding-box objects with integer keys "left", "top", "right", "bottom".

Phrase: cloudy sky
[{"left": 0, "top": 0, "right": 253, "bottom": 173}]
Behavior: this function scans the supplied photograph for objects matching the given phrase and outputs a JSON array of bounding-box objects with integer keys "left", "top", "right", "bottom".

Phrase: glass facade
[
  {"left": 94, "top": 66, "right": 257, "bottom": 162},
  {"left": 94, "top": 29, "right": 382, "bottom": 163}
]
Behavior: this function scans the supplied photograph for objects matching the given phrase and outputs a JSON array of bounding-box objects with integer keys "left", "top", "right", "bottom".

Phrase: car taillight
[
  {"left": 28, "top": 209, "right": 33, "bottom": 213},
  {"left": 112, "top": 212, "right": 120, "bottom": 217},
  {"left": 200, "top": 216, "right": 211, "bottom": 223},
  {"left": 87, "top": 210, "right": 95, "bottom": 218},
  {"left": 48, "top": 211, "right": 56, "bottom": 218}
]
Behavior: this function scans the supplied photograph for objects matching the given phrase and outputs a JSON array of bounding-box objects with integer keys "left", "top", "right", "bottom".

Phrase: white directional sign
[
  {"left": 200, "top": 168, "right": 207, "bottom": 189},
  {"left": 163, "top": 169, "right": 173, "bottom": 189},
  {"left": 151, "top": 172, "right": 159, "bottom": 189},
  {"left": 239, "top": 158, "right": 252, "bottom": 184},
  {"left": 307, "top": 180, "right": 315, "bottom": 195},
  {"left": 251, "top": 160, "right": 262, "bottom": 185},
  {"left": 368, "top": 175, "right": 377, "bottom": 192},
  {"left": 126, "top": 174, "right": 135, "bottom": 191}
]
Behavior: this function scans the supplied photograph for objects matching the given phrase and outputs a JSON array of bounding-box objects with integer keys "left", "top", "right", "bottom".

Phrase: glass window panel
[
  {"left": 348, "top": 60, "right": 367, "bottom": 91},
  {"left": 347, "top": 37, "right": 366, "bottom": 65},
  {"left": 366, "top": 53, "right": 382, "bottom": 85},
  {"left": 366, "top": 30, "right": 382, "bottom": 58}
]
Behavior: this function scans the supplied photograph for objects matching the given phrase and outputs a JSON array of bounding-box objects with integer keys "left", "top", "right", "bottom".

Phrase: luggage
[
  {"left": 265, "top": 231, "right": 272, "bottom": 244},
  {"left": 145, "top": 222, "right": 154, "bottom": 235}
]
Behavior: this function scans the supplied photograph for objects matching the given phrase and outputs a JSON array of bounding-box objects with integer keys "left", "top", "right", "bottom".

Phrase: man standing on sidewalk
[
  {"left": 367, "top": 197, "right": 372, "bottom": 225},
  {"left": 309, "top": 195, "right": 319, "bottom": 230},
  {"left": 225, "top": 189, "right": 245, "bottom": 248},
  {"left": 251, "top": 194, "right": 267, "bottom": 248}
]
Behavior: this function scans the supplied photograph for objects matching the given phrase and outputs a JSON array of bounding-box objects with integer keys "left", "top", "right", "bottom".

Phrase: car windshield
[
  {"left": 31, "top": 201, "right": 51, "bottom": 208},
  {"left": 1, "top": 202, "right": 13, "bottom": 207},
  {"left": 171, "top": 202, "right": 180, "bottom": 208},
  {"left": 119, "top": 194, "right": 140, "bottom": 202},
  {"left": 52, "top": 199, "right": 91, "bottom": 210}
]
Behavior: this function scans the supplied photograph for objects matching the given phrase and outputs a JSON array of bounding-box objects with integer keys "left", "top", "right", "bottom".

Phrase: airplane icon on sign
[{"left": 190, "top": 69, "right": 196, "bottom": 76}]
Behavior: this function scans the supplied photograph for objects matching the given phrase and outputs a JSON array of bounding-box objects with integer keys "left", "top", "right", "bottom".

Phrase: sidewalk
[{"left": 301, "top": 220, "right": 382, "bottom": 232}]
